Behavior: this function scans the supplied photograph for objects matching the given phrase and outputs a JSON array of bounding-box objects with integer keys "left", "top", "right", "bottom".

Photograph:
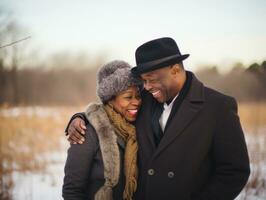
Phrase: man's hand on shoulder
[{"left": 67, "top": 117, "right": 86, "bottom": 144}]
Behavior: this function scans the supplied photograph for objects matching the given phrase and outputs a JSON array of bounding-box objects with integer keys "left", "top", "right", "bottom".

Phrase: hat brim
[{"left": 131, "top": 54, "right": 189, "bottom": 76}]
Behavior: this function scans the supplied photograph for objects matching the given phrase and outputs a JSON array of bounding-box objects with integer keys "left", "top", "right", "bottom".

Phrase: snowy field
[{"left": 0, "top": 106, "right": 265, "bottom": 200}]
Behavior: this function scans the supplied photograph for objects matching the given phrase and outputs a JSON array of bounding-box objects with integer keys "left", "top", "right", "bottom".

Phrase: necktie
[{"left": 151, "top": 103, "right": 164, "bottom": 146}]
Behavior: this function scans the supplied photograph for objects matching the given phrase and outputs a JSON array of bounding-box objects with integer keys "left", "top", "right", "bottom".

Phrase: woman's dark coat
[{"left": 63, "top": 105, "right": 125, "bottom": 200}]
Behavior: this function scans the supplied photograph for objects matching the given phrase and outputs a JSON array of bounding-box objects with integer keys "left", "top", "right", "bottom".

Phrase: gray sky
[{"left": 2, "top": 0, "right": 266, "bottom": 71}]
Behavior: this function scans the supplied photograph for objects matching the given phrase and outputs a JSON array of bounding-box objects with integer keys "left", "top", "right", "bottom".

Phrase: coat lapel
[
  {"left": 153, "top": 74, "right": 205, "bottom": 158},
  {"left": 136, "top": 92, "right": 157, "bottom": 155}
]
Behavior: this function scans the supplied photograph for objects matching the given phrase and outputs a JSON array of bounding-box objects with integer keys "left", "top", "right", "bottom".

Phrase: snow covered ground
[
  {"left": 0, "top": 106, "right": 265, "bottom": 199},
  {"left": 11, "top": 151, "right": 66, "bottom": 200}
]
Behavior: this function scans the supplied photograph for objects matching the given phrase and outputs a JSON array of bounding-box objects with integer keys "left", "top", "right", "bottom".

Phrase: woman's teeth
[{"left": 128, "top": 110, "right": 138, "bottom": 115}]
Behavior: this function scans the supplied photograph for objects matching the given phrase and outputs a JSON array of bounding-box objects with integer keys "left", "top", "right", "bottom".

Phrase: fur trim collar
[{"left": 85, "top": 103, "right": 120, "bottom": 200}]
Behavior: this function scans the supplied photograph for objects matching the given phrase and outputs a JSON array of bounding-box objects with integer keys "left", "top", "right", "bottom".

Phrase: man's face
[{"left": 140, "top": 66, "right": 179, "bottom": 103}]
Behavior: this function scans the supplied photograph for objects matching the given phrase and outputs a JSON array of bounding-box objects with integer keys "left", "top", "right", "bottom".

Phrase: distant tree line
[
  {"left": 0, "top": 9, "right": 108, "bottom": 106},
  {"left": 196, "top": 61, "right": 266, "bottom": 102},
  {"left": 0, "top": 59, "right": 266, "bottom": 106},
  {"left": 0, "top": 58, "right": 101, "bottom": 106},
  {"left": 0, "top": 9, "right": 265, "bottom": 106}
]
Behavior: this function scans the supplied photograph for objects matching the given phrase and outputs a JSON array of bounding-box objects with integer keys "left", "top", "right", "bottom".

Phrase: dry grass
[
  {"left": 0, "top": 103, "right": 265, "bottom": 199},
  {"left": 0, "top": 106, "right": 83, "bottom": 199},
  {"left": 239, "top": 102, "right": 266, "bottom": 131},
  {"left": 237, "top": 102, "right": 266, "bottom": 199}
]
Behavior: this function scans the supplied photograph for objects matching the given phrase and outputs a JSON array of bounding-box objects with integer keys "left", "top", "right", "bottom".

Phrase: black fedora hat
[{"left": 131, "top": 37, "right": 189, "bottom": 75}]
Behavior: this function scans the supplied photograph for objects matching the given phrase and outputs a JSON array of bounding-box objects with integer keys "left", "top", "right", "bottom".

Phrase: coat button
[
  {"left": 148, "top": 169, "right": 155, "bottom": 176},
  {"left": 168, "top": 171, "right": 174, "bottom": 178}
]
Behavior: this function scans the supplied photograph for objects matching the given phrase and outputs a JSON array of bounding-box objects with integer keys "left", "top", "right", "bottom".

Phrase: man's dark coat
[{"left": 134, "top": 72, "right": 250, "bottom": 200}]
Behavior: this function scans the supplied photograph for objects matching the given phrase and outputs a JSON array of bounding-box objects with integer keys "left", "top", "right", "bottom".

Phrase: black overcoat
[{"left": 134, "top": 72, "right": 250, "bottom": 200}]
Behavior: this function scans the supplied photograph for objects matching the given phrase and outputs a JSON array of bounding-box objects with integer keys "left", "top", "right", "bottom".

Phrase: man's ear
[{"left": 170, "top": 64, "right": 181, "bottom": 75}]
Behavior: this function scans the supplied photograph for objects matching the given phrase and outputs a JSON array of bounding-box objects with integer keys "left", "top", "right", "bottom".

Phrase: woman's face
[{"left": 109, "top": 86, "right": 142, "bottom": 122}]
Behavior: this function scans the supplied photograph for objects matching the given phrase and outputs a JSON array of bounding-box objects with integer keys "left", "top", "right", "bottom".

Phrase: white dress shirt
[{"left": 159, "top": 93, "right": 179, "bottom": 132}]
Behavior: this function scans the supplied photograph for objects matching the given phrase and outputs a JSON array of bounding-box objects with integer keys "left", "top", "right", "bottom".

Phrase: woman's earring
[{"left": 108, "top": 102, "right": 114, "bottom": 110}]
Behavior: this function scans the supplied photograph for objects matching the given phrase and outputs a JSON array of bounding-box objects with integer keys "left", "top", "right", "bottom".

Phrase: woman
[{"left": 63, "top": 60, "right": 142, "bottom": 200}]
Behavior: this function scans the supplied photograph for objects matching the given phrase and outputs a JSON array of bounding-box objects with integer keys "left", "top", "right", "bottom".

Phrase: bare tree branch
[{"left": 0, "top": 36, "right": 31, "bottom": 49}]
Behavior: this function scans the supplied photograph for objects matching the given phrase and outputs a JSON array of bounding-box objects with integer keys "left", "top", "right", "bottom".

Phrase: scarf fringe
[{"left": 95, "top": 185, "right": 113, "bottom": 200}]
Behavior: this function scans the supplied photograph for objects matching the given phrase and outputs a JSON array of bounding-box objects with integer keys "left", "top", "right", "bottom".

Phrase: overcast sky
[{"left": 2, "top": 0, "right": 266, "bottom": 71}]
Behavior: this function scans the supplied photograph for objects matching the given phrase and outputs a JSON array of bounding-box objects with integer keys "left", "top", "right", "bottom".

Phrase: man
[{"left": 66, "top": 37, "right": 250, "bottom": 200}]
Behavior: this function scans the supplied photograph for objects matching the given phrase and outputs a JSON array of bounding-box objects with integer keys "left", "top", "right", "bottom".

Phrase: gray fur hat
[{"left": 97, "top": 60, "right": 142, "bottom": 103}]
